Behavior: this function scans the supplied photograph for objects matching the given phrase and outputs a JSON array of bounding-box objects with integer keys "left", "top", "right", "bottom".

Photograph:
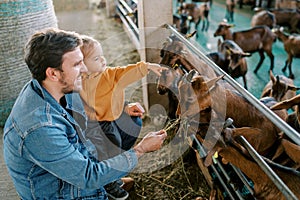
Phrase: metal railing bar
[
  {"left": 210, "top": 164, "right": 237, "bottom": 200},
  {"left": 191, "top": 134, "right": 250, "bottom": 199},
  {"left": 117, "top": 4, "right": 139, "bottom": 37},
  {"left": 230, "top": 164, "right": 254, "bottom": 195},
  {"left": 238, "top": 135, "right": 298, "bottom": 200},
  {"left": 163, "top": 23, "right": 300, "bottom": 146},
  {"left": 119, "top": 0, "right": 134, "bottom": 13},
  {"left": 214, "top": 157, "right": 246, "bottom": 200}
]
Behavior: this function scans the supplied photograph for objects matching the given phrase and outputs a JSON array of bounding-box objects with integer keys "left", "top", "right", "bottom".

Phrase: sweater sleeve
[{"left": 106, "top": 61, "right": 148, "bottom": 87}]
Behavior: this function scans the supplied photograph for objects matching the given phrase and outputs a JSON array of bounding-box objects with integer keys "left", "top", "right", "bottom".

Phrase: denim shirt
[{"left": 3, "top": 79, "right": 138, "bottom": 200}]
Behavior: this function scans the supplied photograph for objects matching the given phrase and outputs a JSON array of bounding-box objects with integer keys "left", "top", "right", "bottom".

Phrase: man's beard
[{"left": 58, "top": 73, "right": 81, "bottom": 94}]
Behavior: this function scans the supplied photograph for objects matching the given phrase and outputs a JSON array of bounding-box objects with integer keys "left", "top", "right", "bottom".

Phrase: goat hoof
[
  {"left": 282, "top": 68, "right": 286, "bottom": 72},
  {"left": 253, "top": 69, "right": 258, "bottom": 74},
  {"left": 289, "top": 74, "right": 295, "bottom": 79}
]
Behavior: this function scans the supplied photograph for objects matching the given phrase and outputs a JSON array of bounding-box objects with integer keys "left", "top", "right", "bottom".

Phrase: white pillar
[
  {"left": 138, "top": 0, "right": 173, "bottom": 114},
  {"left": 105, "top": 0, "right": 116, "bottom": 17}
]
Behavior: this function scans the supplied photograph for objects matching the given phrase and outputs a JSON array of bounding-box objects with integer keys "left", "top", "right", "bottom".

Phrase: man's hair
[{"left": 24, "top": 28, "right": 82, "bottom": 83}]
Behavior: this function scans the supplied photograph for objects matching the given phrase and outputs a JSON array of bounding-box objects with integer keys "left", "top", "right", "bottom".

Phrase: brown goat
[
  {"left": 273, "top": 27, "right": 300, "bottom": 79},
  {"left": 218, "top": 39, "right": 251, "bottom": 89},
  {"left": 173, "top": 13, "right": 189, "bottom": 34},
  {"left": 251, "top": 10, "right": 276, "bottom": 29},
  {"left": 157, "top": 35, "right": 216, "bottom": 120},
  {"left": 261, "top": 70, "right": 299, "bottom": 105},
  {"left": 205, "top": 138, "right": 300, "bottom": 200},
  {"left": 159, "top": 35, "right": 216, "bottom": 78},
  {"left": 178, "top": 2, "right": 210, "bottom": 33},
  {"left": 271, "top": 94, "right": 300, "bottom": 133},
  {"left": 177, "top": 71, "right": 287, "bottom": 157},
  {"left": 270, "top": 8, "right": 300, "bottom": 34},
  {"left": 213, "top": 22, "right": 276, "bottom": 74},
  {"left": 157, "top": 65, "right": 183, "bottom": 120}
]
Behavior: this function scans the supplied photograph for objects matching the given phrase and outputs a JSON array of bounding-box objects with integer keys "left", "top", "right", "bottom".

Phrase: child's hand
[
  {"left": 147, "top": 63, "right": 168, "bottom": 76},
  {"left": 124, "top": 102, "right": 145, "bottom": 117}
]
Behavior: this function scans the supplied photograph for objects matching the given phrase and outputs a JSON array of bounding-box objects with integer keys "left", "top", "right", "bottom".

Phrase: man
[{"left": 3, "top": 28, "right": 166, "bottom": 200}]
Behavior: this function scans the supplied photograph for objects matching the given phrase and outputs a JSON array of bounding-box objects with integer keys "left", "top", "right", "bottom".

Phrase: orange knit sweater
[{"left": 80, "top": 61, "right": 148, "bottom": 121}]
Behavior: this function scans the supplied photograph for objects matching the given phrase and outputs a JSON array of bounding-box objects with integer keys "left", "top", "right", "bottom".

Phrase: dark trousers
[{"left": 85, "top": 111, "right": 142, "bottom": 161}]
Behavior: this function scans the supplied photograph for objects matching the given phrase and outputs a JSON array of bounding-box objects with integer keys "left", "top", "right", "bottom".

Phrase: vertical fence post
[
  {"left": 105, "top": 0, "right": 117, "bottom": 17},
  {"left": 138, "top": 0, "right": 173, "bottom": 114}
]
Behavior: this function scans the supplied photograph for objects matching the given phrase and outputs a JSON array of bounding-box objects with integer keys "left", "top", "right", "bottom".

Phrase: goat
[
  {"left": 271, "top": 94, "right": 300, "bottom": 133},
  {"left": 206, "top": 51, "right": 229, "bottom": 71},
  {"left": 261, "top": 70, "right": 299, "bottom": 106},
  {"left": 176, "top": 70, "right": 287, "bottom": 157},
  {"left": 270, "top": 8, "right": 300, "bottom": 34},
  {"left": 272, "top": 27, "right": 300, "bottom": 79},
  {"left": 213, "top": 22, "right": 276, "bottom": 74},
  {"left": 157, "top": 34, "right": 216, "bottom": 120},
  {"left": 204, "top": 133, "right": 300, "bottom": 200},
  {"left": 270, "top": 137, "right": 300, "bottom": 170},
  {"left": 159, "top": 34, "right": 216, "bottom": 78},
  {"left": 173, "top": 13, "right": 190, "bottom": 35},
  {"left": 218, "top": 39, "right": 251, "bottom": 89},
  {"left": 178, "top": 2, "right": 210, "bottom": 34},
  {"left": 251, "top": 9, "right": 276, "bottom": 29},
  {"left": 157, "top": 65, "right": 183, "bottom": 120}
]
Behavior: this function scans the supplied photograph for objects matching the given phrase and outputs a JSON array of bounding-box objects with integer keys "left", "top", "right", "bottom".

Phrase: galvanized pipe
[
  {"left": 191, "top": 134, "right": 249, "bottom": 199},
  {"left": 238, "top": 135, "right": 298, "bottom": 200},
  {"left": 163, "top": 23, "right": 300, "bottom": 146}
]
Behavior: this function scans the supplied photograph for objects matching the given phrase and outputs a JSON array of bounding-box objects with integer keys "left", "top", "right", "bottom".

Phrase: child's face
[{"left": 84, "top": 43, "right": 107, "bottom": 73}]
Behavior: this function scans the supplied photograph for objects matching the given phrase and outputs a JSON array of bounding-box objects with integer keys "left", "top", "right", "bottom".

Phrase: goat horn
[
  {"left": 289, "top": 85, "right": 300, "bottom": 91},
  {"left": 186, "top": 69, "right": 197, "bottom": 82},
  {"left": 185, "top": 31, "right": 197, "bottom": 39},
  {"left": 180, "top": 50, "right": 188, "bottom": 56}
]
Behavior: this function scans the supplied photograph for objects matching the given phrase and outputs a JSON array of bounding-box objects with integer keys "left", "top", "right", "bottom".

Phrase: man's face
[{"left": 59, "top": 47, "right": 87, "bottom": 93}]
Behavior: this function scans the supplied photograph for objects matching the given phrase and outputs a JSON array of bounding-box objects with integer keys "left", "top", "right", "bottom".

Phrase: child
[{"left": 80, "top": 35, "right": 166, "bottom": 200}]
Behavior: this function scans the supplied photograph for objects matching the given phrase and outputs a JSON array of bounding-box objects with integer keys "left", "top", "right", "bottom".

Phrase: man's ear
[{"left": 45, "top": 67, "right": 60, "bottom": 81}]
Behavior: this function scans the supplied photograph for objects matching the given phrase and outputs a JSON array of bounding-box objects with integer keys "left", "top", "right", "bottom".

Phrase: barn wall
[{"left": 52, "top": 0, "right": 89, "bottom": 11}]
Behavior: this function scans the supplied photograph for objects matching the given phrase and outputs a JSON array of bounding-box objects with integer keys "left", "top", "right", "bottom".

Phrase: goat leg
[{"left": 253, "top": 50, "right": 265, "bottom": 73}]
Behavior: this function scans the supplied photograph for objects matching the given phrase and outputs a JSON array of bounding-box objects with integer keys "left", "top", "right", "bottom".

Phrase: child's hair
[{"left": 80, "top": 35, "right": 100, "bottom": 58}]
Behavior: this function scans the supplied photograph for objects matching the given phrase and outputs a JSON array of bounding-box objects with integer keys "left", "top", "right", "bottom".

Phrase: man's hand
[
  {"left": 124, "top": 102, "right": 145, "bottom": 118},
  {"left": 147, "top": 63, "right": 168, "bottom": 76},
  {"left": 133, "top": 130, "right": 167, "bottom": 158}
]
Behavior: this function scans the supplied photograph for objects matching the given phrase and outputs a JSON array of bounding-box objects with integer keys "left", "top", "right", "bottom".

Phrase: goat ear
[
  {"left": 269, "top": 70, "right": 276, "bottom": 83},
  {"left": 185, "top": 31, "right": 197, "bottom": 39},
  {"left": 186, "top": 69, "right": 197, "bottom": 82},
  {"left": 242, "top": 52, "right": 251, "bottom": 57},
  {"left": 271, "top": 95, "right": 300, "bottom": 110},
  {"left": 205, "top": 75, "right": 224, "bottom": 90},
  {"left": 287, "top": 85, "right": 300, "bottom": 91}
]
